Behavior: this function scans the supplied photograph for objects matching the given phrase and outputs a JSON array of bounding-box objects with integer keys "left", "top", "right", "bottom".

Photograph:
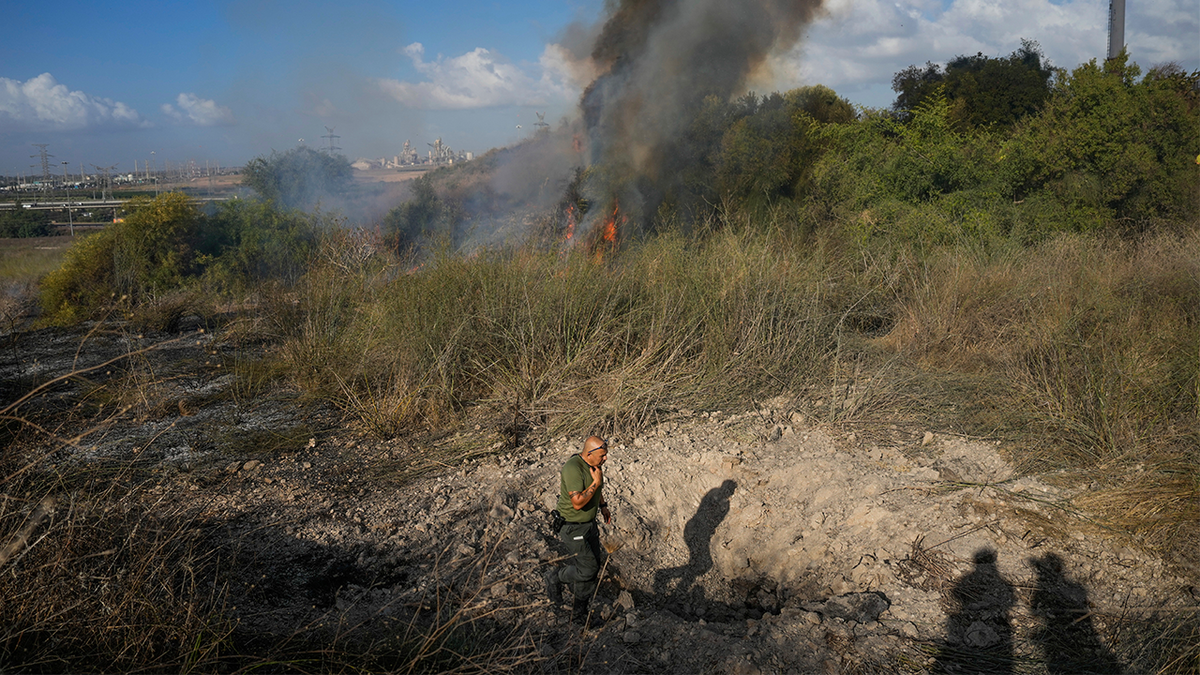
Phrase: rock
[
  {"left": 225, "top": 461, "right": 239, "bottom": 474},
  {"left": 243, "top": 460, "right": 262, "bottom": 472},
  {"left": 922, "top": 431, "right": 934, "bottom": 446},
  {"left": 622, "top": 630, "right": 642, "bottom": 644},
  {"left": 806, "top": 592, "right": 890, "bottom": 623},
  {"left": 616, "top": 590, "right": 635, "bottom": 612},
  {"left": 490, "top": 582, "right": 507, "bottom": 598},
  {"left": 302, "top": 461, "right": 312, "bottom": 469},
  {"left": 803, "top": 611, "right": 821, "bottom": 625},
  {"left": 965, "top": 621, "right": 1000, "bottom": 648}
]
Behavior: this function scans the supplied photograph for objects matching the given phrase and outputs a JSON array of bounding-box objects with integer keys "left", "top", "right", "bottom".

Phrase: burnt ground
[{"left": 2, "top": 319, "right": 1197, "bottom": 674}]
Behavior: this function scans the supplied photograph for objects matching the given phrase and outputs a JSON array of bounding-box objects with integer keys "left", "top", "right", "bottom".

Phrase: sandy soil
[{"left": 2, "top": 319, "right": 1195, "bottom": 674}]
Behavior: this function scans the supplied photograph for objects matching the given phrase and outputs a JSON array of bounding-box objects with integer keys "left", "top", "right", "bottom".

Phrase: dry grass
[
  {"left": 270, "top": 223, "right": 836, "bottom": 441},
  {"left": 0, "top": 235, "right": 76, "bottom": 283},
  {"left": 869, "top": 229, "right": 1200, "bottom": 569}
]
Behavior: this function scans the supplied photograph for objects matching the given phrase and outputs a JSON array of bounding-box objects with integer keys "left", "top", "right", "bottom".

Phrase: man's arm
[
  {"left": 568, "top": 481, "right": 599, "bottom": 510},
  {"left": 568, "top": 463, "right": 602, "bottom": 510}
]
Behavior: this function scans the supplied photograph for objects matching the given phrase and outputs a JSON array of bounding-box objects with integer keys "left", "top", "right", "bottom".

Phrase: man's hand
[
  {"left": 601, "top": 505, "right": 612, "bottom": 524},
  {"left": 588, "top": 463, "right": 603, "bottom": 487}
]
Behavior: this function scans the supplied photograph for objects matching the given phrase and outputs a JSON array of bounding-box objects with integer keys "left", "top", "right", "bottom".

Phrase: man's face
[{"left": 588, "top": 444, "right": 608, "bottom": 466}]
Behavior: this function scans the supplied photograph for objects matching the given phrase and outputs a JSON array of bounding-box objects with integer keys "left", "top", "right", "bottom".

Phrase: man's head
[{"left": 582, "top": 436, "right": 608, "bottom": 467}]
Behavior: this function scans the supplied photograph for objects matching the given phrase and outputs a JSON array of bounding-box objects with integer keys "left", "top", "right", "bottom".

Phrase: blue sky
[{"left": 3, "top": 0, "right": 1196, "bottom": 177}]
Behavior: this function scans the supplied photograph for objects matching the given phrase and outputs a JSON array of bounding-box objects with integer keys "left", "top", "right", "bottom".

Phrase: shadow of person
[
  {"left": 1030, "top": 553, "right": 1123, "bottom": 674},
  {"left": 935, "top": 548, "right": 1015, "bottom": 674},
  {"left": 653, "top": 479, "right": 736, "bottom": 611}
]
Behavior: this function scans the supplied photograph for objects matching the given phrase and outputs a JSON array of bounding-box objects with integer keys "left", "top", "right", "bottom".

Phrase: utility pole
[
  {"left": 31, "top": 144, "right": 52, "bottom": 200},
  {"left": 91, "top": 164, "right": 117, "bottom": 202},
  {"left": 62, "top": 161, "right": 73, "bottom": 236},
  {"left": 322, "top": 126, "right": 341, "bottom": 155}
]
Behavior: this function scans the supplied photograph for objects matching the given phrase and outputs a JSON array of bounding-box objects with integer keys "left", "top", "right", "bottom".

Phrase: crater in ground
[{"left": 2, "top": 321, "right": 1194, "bottom": 673}]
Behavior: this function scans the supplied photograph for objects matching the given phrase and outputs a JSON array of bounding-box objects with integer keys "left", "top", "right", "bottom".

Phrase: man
[{"left": 545, "top": 436, "right": 612, "bottom": 625}]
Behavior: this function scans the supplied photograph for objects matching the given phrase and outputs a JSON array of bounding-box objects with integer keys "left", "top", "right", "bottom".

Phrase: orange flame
[
  {"left": 602, "top": 199, "right": 624, "bottom": 244},
  {"left": 564, "top": 203, "right": 577, "bottom": 241},
  {"left": 591, "top": 198, "right": 625, "bottom": 263}
]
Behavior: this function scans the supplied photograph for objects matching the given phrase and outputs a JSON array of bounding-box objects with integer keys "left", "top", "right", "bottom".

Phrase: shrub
[
  {"left": 242, "top": 147, "right": 353, "bottom": 211},
  {"left": 0, "top": 207, "right": 52, "bottom": 238},
  {"left": 40, "top": 194, "right": 205, "bottom": 323},
  {"left": 201, "top": 199, "right": 322, "bottom": 293}
]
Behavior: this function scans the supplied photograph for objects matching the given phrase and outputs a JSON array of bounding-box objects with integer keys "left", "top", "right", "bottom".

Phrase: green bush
[
  {"left": 202, "top": 199, "right": 322, "bottom": 293},
  {"left": 1009, "top": 52, "right": 1200, "bottom": 227},
  {"left": 40, "top": 194, "right": 206, "bottom": 323},
  {"left": 40, "top": 194, "right": 322, "bottom": 323},
  {"left": 242, "top": 147, "right": 353, "bottom": 211},
  {"left": 0, "top": 207, "right": 52, "bottom": 238}
]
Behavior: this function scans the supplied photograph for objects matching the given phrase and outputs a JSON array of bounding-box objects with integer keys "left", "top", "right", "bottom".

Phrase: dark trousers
[{"left": 557, "top": 519, "right": 603, "bottom": 600}]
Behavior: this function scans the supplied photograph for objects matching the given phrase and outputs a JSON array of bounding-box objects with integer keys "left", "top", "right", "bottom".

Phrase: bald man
[{"left": 545, "top": 435, "right": 612, "bottom": 625}]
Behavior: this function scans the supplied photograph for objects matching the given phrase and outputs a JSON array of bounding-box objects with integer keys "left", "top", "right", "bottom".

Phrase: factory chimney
[{"left": 1107, "top": 0, "right": 1125, "bottom": 60}]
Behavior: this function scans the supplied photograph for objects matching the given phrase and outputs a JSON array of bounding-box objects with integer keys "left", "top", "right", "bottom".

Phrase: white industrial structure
[{"left": 1107, "top": 0, "right": 1125, "bottom": 60}]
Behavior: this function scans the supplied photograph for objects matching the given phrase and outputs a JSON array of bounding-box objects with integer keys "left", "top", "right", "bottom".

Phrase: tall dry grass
[
  {"left": 274, "top": 224, "right": 838, "bottom": 438},
  {"left": 880, "top": 229, "right": 1199, "bottom": 566}
]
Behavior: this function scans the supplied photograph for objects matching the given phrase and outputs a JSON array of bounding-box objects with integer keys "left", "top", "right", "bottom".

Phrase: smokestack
[{"left": 1107, "top": 0, "right": 1125, "bottom": 60}]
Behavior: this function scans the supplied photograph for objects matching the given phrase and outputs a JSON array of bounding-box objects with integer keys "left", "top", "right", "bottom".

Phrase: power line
[
  {"left": 321, "top": 124, "right": 340, "bottom": 153},
  {"left": 30, "top": 144, "right": 53, "bottom": 193}
]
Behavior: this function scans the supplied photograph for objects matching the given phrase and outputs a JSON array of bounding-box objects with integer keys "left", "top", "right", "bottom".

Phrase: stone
[
  {"left": 616, "top": 590, "right": 635, "bottom": 611},
  {"left": 922, "top": 432, "right": 934, "bottom": 446},
  {"left": 243, "top": 460, "right": 262, "bottom": 472},
  {"left": 965, "top": 621, "right": 1000, "bottom": 648},
  {"left": 805, "top": 592, "right": 890, "bottom": 623},
  {"left": 622, "top": 631, "right": 642, "bottom": 644}
]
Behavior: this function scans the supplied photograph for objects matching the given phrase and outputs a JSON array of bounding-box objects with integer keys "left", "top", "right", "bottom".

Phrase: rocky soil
[{"left": 3, "top": 320, "right": 1196, "bottom": 673}]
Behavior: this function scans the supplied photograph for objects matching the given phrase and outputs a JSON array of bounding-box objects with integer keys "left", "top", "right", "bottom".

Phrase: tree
[
  {"left": 1010, "top": 51, "right": 1200, "bottom": 226},
  {"left": 242, "top": 147, "right": 353, "bottom": 210},
  {"left": 893, "top": 40, "right": 1054, "bottom": 129}
]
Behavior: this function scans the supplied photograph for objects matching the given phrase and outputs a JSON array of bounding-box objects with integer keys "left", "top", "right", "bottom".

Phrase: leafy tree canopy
[
  {"left": 892, "top": 39, "right": 1054, "bottom": 128},
  {"left": 242, "top": 147, "right": 353, "bottom": 211}
]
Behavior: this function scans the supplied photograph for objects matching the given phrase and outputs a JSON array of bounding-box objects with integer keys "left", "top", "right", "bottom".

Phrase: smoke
[
  {"left": 576, "top": 0, "right": 825, "bottom": 228},
  {"left": 408, "top": 0, "right": 827, "bottom": 252}
]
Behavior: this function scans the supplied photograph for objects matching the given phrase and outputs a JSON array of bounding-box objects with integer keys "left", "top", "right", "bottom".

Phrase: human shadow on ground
[
  {"left": 1029, "top": 552, "right": 1123, "bottom": 674},
  {"left": 935, "top": 548, "right": 1015, "bottom": 674},
  {"left": 651, "top": 479, "right": 737, "bottom": 617}
]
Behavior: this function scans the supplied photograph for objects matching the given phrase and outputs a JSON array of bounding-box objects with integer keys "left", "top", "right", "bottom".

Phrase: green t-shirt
[{"left": 557, "top": 454, "right": 602, "bottom": 523}]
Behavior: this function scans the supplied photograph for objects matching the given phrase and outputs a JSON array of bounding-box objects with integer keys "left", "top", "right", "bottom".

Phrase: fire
[
  {"left": 602, "top": 199, "right": 622, "bottom": 244},
  {"left": 589, "top": 198, "right": 625, "bottom": 262},
  {"left": 564, "top": 203, "right": 577, "bottom": 241}
]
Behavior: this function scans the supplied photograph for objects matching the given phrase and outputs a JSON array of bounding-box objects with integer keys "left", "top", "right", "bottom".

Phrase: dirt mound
[
  {"left": 3, "top": 324, "right": 1195, "bottom": 673},
  {"left": 196, "top": 405, "right": 1193, "bottom": 673}
]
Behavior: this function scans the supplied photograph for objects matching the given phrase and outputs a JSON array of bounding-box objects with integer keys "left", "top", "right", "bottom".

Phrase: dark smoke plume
[{"left": 579, "top": 0, "right": 825, "bottom": 229}]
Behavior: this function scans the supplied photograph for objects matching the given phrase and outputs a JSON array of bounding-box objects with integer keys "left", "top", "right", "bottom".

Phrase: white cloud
[
  {"left": 0, "top": 73, "right": 146, "bottom": 131},
  {"left": 779, "top": 0, "right": 1199, "bottom": 108},
  {"left": 161, "top": 93, "right": 235, "bottom": 126},
  {"left": 377, "top": 42, "right": 581, "bottom": 110}
]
